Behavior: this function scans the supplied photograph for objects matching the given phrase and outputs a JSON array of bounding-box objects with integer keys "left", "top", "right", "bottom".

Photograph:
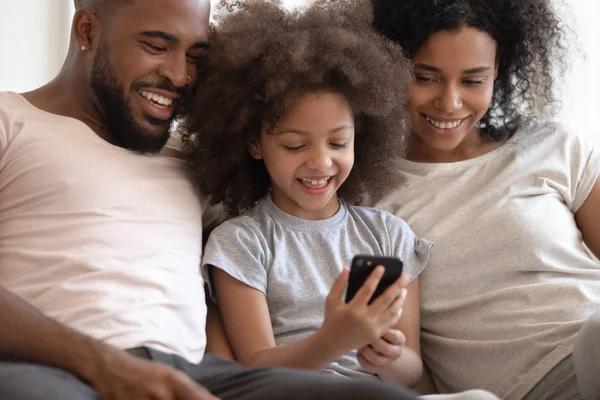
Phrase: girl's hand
[
  {"left": 357, "top": 329, "right": 406, "bottom": 375},
  {"left": 318, "top": 267, "right": 408, "bottom": 355}
]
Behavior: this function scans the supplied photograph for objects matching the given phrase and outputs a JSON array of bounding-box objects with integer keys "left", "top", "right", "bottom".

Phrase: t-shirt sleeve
[
  {"left": 200, "top": 195, "right": 226, "bottom": 230},
  {"left": 0, "top": 94, "right": 12, "bottom": 157},
  {"left": 201, "top": 217, "right": 268, "bottom": 303},
  {"left": 567, "top": 131, "right": 600, "bottom": 212},
  {"left": 384, "top": 213, "right": 433, "bottom": 281}
]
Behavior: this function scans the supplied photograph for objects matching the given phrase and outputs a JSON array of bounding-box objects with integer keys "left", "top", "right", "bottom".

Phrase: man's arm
[
  {"left": 0, "top": 287, "right": 103, "bottom": 377},
  {"left": 0, "top": 287, "right": 217, "bottom": 400}
]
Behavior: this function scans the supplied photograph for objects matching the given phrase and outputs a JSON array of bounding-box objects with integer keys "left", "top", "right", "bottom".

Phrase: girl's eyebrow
[{"left": 274, "top": 125, "right": 354, "bottom": 135}]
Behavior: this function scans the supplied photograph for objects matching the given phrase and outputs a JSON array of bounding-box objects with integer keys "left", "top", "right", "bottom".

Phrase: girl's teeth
[
  {"left": 139, "top": 90, "right": 173, "bottom": 106},
  {"left": 425, "top": 115, "right": 462, "bottom": 129},
  {"left": 303, "top": 178, "right": 329, "bottom": 185}
]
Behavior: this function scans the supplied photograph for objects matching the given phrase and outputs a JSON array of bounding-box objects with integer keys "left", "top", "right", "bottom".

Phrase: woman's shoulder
[
  {"left": 509, "top": 117, "right": 595, "bottom": 162},
  {"left": 513, "top": 117, "right": 584, "bottom": 145},
  {"left": 346, "top": 203, "right": 410, "bottom": 229}
]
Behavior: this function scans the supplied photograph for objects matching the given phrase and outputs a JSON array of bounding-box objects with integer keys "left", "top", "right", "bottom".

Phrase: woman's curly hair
[
  {"left": 371, "top": 0, "right": 569, "bottom": 140},
  {"left": 180, "top": 0, "right": 413, "bottom": 216}
]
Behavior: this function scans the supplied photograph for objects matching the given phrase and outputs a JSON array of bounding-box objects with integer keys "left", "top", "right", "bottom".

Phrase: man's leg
[
  {"left": 177, "top": 353, "right": 419, "bottom": 400},
  {"left": 573, "top": 308, "right": 600, "bottom": 400},
  {"left": 0, "top": 361, "right": 98, "bottom": 400}
]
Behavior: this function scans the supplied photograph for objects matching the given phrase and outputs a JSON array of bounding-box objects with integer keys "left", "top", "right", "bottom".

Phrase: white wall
[
  {"left": 1, "top": 0, "right": 598, "bottom": 144},
  {"left": 0, "top": 0, "right": 72, "bottom": 93},
  {"left": 555, "top": 0, "right": 600, "bottom": 143}
]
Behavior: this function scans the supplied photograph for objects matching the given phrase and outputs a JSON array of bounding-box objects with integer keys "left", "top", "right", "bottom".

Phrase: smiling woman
[{"left": 370, "top": 0, "right": 600, "bottom": 398}]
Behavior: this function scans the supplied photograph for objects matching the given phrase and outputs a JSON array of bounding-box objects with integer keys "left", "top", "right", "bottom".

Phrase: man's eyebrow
[
  {"left": 415, "top": 63, "right": 492, "bottom": 74},
  {"left": 140, "top": 31, "right": 209, "bottom": 49}
]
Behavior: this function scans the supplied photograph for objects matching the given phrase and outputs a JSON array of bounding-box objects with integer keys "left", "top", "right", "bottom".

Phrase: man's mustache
[{"left": 135, "top": 80, "right": 188, "bottom": 97}]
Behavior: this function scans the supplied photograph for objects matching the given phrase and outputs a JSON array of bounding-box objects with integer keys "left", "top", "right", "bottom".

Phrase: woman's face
[{"left": 407, "top": 27, "right": 498, "bottom": 162}]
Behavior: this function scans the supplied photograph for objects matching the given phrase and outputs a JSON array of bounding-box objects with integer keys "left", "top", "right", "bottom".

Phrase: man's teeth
[
  {"left": 139, "top": 90, "right": 173, "bottom": 106},
  {"left": 425, "top": 115, "right": 462, "bottom": 129},
  {"left": 301, "top": 177, "right": 330, "bottom": 186}
]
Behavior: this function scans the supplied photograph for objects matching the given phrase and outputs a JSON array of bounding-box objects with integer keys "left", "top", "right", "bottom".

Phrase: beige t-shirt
[
  {"left": 374, "top": 119, "right": 600, "bottom": 399},
  {"left": 0, "top": 91, "right": 208, "bottom": 363}
]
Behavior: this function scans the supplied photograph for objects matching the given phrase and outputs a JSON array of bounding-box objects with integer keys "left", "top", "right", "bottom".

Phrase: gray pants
[
  {"left": 523, "top": 308, "right": 600, "bottom": 400},
  {"left": 574, "top": 308, "right": 600, "bottom": 400},
  {"left": 0, "top": 347, "right": 419, "bottom": 400}
]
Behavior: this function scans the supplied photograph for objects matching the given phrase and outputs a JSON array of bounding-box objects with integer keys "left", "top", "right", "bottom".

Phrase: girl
[
  {"left": 371, "top": 0, "right": 600, "bottom": 399},
  {"left": 183, "top": 0, "right": 429, "bottom": 389}
]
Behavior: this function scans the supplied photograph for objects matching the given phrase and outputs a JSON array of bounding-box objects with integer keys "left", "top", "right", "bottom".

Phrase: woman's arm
[
  {"left": 358, "top": 278, "right": 423, "bottom": 387},
  {"left": 575, "top": 178, "right": 600, "bottom": 259}
]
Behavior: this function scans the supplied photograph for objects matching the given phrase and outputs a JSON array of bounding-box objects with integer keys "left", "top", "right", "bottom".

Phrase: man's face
[{"left": 90, "top": 0, "right": 210, "bottom": 153}]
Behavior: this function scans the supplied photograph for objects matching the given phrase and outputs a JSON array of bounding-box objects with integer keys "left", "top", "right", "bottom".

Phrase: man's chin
[{"left": 114, "top": 124, "right": 172, "bottom": 154}]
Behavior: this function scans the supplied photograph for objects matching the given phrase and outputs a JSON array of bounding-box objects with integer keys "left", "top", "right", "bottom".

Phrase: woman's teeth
[
  {"left": 425, "top": 115, "right": 463, "bottom": 129},
  {"left": 139, "top": 90, "right": 173, "bottom": 106}
]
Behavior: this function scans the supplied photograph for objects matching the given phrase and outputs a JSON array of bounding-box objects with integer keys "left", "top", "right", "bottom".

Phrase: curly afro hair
[
  {"left": 371, "top": 0, "right": 569, "bottom": 140},
  {"left": 180, "top": 0, "right": 413, "bottom": 216}
]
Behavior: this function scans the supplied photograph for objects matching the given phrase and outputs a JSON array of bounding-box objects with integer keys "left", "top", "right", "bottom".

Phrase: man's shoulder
[
  {"left": 0, "top": 91, "right": 22, "bottom": 103},
  {"left": 0, "top": 91, "right": 27, "bottom": 117},
  {"left": 0, "top": 91, "right": 64, "bottom": 129},
  {"left": 159, "top": 130, "right": 187, "bottom": 160},
  {"left": 0, "top": 92, "right": 30, "bottom": 148}
]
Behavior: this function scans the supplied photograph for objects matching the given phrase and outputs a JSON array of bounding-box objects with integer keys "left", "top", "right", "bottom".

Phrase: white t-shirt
[
  {"left": 374, "top": 119, "right": 600, "bottom": 399},
  {"left": 0, "top": 91, "right": 208, "bottom": 363}
]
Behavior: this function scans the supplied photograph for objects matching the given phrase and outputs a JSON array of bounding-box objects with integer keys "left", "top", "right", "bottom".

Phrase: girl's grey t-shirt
[{"left": 202, "top": 196, "right": 432, "bottom": 379}]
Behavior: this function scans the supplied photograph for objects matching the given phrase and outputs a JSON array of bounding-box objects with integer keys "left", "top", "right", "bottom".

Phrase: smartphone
[{"left": 345, "top": 255, "right": 404, "bottom": 304}]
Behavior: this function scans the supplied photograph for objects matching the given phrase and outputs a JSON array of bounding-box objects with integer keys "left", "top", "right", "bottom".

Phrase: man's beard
[{"left": 90, "top": 42, "right": 175, "bottom": 153}]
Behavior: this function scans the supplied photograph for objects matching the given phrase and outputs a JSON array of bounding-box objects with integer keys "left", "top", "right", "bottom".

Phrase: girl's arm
[
  {"left": 575, "top": 179, "right": 600, "bottom": 259},
  {"left": 212, "top": 268, "right": 347, "bottom": 369},
  {"left": 358, "top": 277, "right": 423, "bottom": 387},
  {"left": 212, "top": 266, "right": 408, "bottom": 370}
]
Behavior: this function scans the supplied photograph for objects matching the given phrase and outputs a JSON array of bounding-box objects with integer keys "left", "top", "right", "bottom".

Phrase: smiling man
[{"left": 0, "top": 1, "right": 422, "bottom": 399}]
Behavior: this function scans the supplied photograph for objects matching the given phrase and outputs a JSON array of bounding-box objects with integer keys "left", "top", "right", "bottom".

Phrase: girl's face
[
  {"left": 251, "top": 91, "right": 355, "bottom": 220},
  {"left": 408, "top": 27, "right": 498, "bottom": 162}
]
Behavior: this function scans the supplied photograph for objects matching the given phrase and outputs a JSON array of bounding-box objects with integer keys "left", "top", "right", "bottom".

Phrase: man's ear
[
  {"left": 73, "top": 8, "right": 100, "bottom": 51},
  {"left": 248, "top": 142, "right": 263, "bottom": 160}
]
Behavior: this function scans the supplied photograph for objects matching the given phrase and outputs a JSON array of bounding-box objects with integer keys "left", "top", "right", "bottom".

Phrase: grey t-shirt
[
  {"left": 203, "top": 196, "right": 432, "bottom": 379},
  {"left": 374, "top": 119, "right": 600, "bottom": 399}
]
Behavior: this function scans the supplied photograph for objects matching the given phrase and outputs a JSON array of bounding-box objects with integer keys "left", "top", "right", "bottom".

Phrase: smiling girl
[{"left": 181, "top": 0, "right": 434, "bottom": 389}]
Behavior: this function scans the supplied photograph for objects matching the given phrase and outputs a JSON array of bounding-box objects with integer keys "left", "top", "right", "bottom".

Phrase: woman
[{"left": 370, "top": 0, "right": 600, "bottom": 399}]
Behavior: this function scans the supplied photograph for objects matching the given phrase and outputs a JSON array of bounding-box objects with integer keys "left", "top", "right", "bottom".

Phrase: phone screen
[{"left": 345, "top": 255, "right": 404, "bottom": 303}]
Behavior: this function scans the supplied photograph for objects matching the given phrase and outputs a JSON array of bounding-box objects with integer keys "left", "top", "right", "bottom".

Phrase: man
[{"left": 0, "top": 0, "right": 419, "bottom": 399}]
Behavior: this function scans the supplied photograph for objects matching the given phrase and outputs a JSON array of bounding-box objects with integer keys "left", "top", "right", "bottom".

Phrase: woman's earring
[{"left": 81, "top": 45, "right": 87, "bottom": 51}]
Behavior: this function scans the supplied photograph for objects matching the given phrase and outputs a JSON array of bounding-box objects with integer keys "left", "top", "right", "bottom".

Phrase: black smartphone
[{"left": 345, "top": 255, "right": 404, "bottom": 303}]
